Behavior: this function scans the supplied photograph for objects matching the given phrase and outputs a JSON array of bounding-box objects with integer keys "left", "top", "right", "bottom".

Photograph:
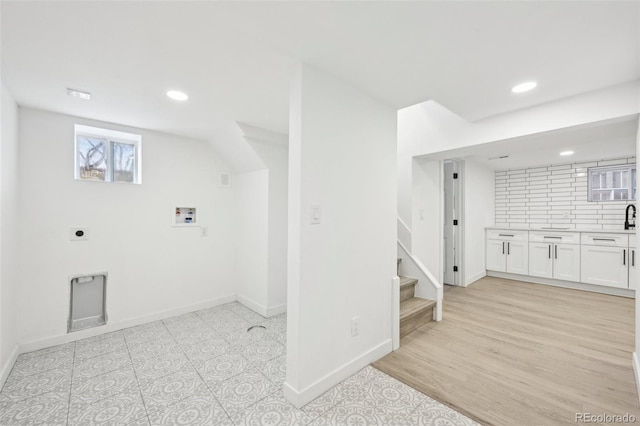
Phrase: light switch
[{"left": 311, "top": 204, "right": 321, "bottom": 224}]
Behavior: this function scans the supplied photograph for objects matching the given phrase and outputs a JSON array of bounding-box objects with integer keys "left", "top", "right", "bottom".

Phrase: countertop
[{"left": 486, "top": 226, "right": 636, "bottom": 235}]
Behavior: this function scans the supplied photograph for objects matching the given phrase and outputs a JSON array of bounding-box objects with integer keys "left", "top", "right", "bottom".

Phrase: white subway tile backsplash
[{"left": 495, "top": 156, "right": 635, "bottom": 228}]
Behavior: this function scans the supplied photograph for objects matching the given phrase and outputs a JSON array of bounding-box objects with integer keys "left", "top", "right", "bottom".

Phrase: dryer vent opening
[{"left": 69, "top": 274, "right": 107, "bottom": 332}]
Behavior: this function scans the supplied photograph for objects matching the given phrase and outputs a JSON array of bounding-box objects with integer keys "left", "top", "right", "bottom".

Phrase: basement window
[
  {"left": 74, "top": 125, "right": 142, "bottom": 184},
  {"left": 588, "top": 164, "right": 636, "bottom": 202}
]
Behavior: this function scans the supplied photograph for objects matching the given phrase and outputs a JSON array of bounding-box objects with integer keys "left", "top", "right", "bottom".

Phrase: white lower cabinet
[
  {"left": 529, "top": 242, "right": 580, "bottom": 282},
  {"left": 505, "top": 241, "right": 528, "bottom": 275},
  {"left": 486, "top": 240, "right": 507, "bottom": 272},
  {"left": 580, "top": 245, "right": 628, "bottom": 289},
  {"left": 485, "top": 230, "right": 528, "bottom": 275}
]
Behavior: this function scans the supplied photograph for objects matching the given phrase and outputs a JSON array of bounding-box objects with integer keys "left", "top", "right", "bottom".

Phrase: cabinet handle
[
  {"left": 593, "top": 238, "right": 616, "bottom": 242},
  {"left": 543, "top": 236, "right": 562, "bottom": 239},
  {"left": 623, "top": 249, "right": 626, "bottom": 266},
  {"left": 507, "top": 242, "right": 510, "bottom": 255},
  {"left": 548, "top": 245, "right": 551, "bottom": 259},
  {"left": 555, "top": 245, "right": 558, "bottom": 259},
  {"left": 633, "top": 250, "right": 635, "bottom": 267},
  {"left": 499, "top": 234, "right": 514, "bottom": 237},
  {"left": 502, "top": 242, "right": 505, "bottom": 254}
]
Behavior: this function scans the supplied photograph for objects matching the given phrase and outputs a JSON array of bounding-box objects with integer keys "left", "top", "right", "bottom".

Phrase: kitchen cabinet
[
  {"left": 529, "top": 232, "right": 580, "bottom": 282},
  {"left": 580, "top": 233, "right": 629, "bottom": 289},
  {"left": 486, "top": 230, "right": 528, "bottom": 275}
]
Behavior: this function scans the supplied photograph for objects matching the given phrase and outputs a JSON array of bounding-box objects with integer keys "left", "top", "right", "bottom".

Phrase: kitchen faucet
[{"left": 625, "top": 204, "right": 636, "bottom": 230}]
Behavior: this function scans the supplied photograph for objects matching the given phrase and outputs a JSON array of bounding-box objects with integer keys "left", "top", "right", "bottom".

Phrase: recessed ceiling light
[
  {"left": 167, "top": 90, "right": 188, "bottom": 101},
  {"left": 560, "top": 150, "right": 574, "bottom": 156},
  {"left": 67, "top": 88, "right": 91, "bottom": 100},
  {"left": 511, "top": 81, "right": 537, "bottom": 93}
]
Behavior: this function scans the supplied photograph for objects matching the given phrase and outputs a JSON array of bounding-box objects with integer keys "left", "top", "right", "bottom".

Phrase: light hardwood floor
[{"left": 373, "top": 276, "right": 639, "bottom": 426}]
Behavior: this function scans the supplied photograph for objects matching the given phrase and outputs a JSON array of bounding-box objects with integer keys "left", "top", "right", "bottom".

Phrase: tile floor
[{"left": 0, "top": 302, "right": 479, "bottom": 425}]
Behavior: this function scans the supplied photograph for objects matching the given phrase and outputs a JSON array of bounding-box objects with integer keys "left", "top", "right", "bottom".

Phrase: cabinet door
[
  {"left": 580, "top": 245, "right": 628, "bottom": 288},
  {"left": 553, "top": 244, "right": 580, "bottom": 282},
  {"left": 506, "top": 241, "right": 528, "bottom": 275},
  {"left": 629, "top": 248, "right": 636, "bottom": 290},
  {"left": 529, "top": 243, "right": 553, "bottom": 279},
  {"left": 486, "top": 240, "right": 506, "bottom": 272}
]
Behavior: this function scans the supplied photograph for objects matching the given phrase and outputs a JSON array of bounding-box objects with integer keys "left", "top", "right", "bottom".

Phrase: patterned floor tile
[
  {"left": 252, "top": 355, "right": 286, "bottom": 386},
  {"left": 170, "top": 325, "right": 220, "bottom": 347},
  {"left": 220, "top": 326, "right": 270, "bottom": 346},
  {"left": 127, "top": 336, "right": 183, "bottom": 363},
  {"left": 147, "top": 394, "right": 233, "bottom": 425},
  {"left": 211, "top": 369, "right": 279, "bottom": 422},
  {"left": 308, "top": 400, "right": 408, "bottom": 426},
  {"left": 74, "top": 337, "right": 128, "bottom": 362},
  {"left": 194, "top": 353, "right": 251, "bottom": 385},
  {"left": 133, "top": 351, "right": 192, "bottom": 380},
  {"left": 75, "top": 331, "right": 124, "bottom": 347},
  {"left": 71, "top": 366, "right": 139, "bottom": 405},
  {"left": 163, "top": 314, "right": 207, "bottom": 333},
  {"left": 124, "top": 325, "right": 172, "bottom": 346},
  {"left": 205, "top": 316, "right": 252, "bottom": 334},
  {"left": 68, "top": 392, "right": 147, "bottom": 426},
  {"left": 236, "top": 391, "right": 314, "bottom": 426},
  {"left": 302, "top": 385, "right": 344, "bottom": 420},
  {"left": 237, "top": 310, "right": 267, "bottom": 325},
  {"left": 0, "top": 368, "right": 71, "bottom": 403},
  {"left": 10, "top": 349, "right": 74, "bottom": 378},
  {"left": 239, "top": 340, "right": 285, "bottom": 363},
  {"left": 73, "top": 350, "right": 132, "bottom": 378},
  {"left": 139, "top": 369, "right": 210, "bottom": 414},
  {"left": 182, "top": 338, "right": 231, "bottom": 362},
  {"left": 403, "top": 399, "right": 481, "bottom": 426},
  {"left": 17, "top": 342, "right": 75, "bottom": 362},
  {"left": 197, "top": 307, "right": 239, "bottom": 323},
  {"left": 0, "top": 391, "right": 69, "bottom": 426}
]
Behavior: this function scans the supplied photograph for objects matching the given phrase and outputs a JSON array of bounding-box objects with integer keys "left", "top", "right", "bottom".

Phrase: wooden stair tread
[
  {"left": 399, "top": 276, "right": 418, "bottom": 288},
  {"left": 400, "top": 297, "right": 436, "bottom": 320}
]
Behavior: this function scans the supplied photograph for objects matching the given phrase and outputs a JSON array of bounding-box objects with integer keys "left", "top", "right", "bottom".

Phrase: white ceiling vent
[{"left": 219, "top": 172, "right": 232, "bottom": 188}]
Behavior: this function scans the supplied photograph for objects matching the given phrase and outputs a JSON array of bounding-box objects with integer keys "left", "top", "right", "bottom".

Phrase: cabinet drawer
[
  {"left": 486, "top": 230, "right": 528, "bottom": 242},
  {"left": 529, "top": 231, "right": 580, "bottom": 245},
  {"left": 580, "top": 233, "right": 629, "bottom": 247}
]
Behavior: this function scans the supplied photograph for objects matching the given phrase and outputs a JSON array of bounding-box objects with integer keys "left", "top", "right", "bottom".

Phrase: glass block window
[
  {"left": 588, "top": 164, "right": 636, "bottom": 202},
  {"left": 75, "top": 125, "right": 141, "bottom": 184}
]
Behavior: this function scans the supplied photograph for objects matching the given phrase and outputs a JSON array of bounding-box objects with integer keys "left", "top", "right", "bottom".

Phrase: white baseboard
[
  {"left": 487, "top": 271, "right": 635, "bottom": 298},
  {"left": 283, "top": 339, "right": 392, "bottom": 408},
  {"left": 19, "top": 294, "right": 237, "bottom": 355},
  {"left": 237, "top": 295, "right": 286, "bottom": 318},
  {"left": 633, "top": 352, "right": 640, "bottom": 403},
  {"left": 0, "top": 345, "right": 19, "bottom": 389},
  {"left": 464, "top": 271, "right": 486, "bottom": 287}
]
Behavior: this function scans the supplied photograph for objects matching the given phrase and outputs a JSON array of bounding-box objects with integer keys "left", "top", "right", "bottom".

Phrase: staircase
[{"left": 398, "top": 259, "right": 436, "bottom": 338}]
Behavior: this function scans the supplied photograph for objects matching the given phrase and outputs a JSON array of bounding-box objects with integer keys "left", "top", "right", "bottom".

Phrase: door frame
[{"left": 441, "top": 159, "right": 465, "bottom": 286}]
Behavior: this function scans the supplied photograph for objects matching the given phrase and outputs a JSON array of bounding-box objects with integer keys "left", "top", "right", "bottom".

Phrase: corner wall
[
  {"left": 0, "top": 81, "right": 19, "bottom": 382},
  {"left": 285, "top": 64, "right": 397, "bottom": 407},
  {"left": 16, "top": 108, "right": 237, "bottom": 349}
]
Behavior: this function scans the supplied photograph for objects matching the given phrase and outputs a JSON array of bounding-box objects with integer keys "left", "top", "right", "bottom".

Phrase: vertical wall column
[{"left": 284, "top": 64, "right": 397, "bottom": 407}]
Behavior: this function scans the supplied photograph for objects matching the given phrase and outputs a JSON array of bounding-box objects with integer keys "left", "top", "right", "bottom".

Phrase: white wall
[
  {"left": 234, "top": 169, "right": 270, "bottom": 312},
  {"left": 285, "top": 64, "right": 397, "bottom": 407},
  {"left": 247, "top": 139, "right": 288, "bottom": 313},
  {"left": 16, "top": 108, "right": 237, "bottom": 348},
  {"left": 0, "top": 82, "right": 19, "bottom": 381},
  {"left": 411, "top": 158, "right": 442, "bottom": 284},
  {"left": 463, "top": 159, "right": 495, "bottom": 285}
]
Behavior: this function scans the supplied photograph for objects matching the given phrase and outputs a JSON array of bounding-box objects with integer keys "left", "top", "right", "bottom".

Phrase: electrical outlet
[
  {"left": 201, "top": 226, "right": 208, "bottom": 237},
  {"left": 351, "top": 316, "right": 360, "bottom": 337}
]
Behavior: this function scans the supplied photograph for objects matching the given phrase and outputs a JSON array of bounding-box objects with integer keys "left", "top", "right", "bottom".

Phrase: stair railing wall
[{"left": 397, "top": 239, "right": 443, "bottom": 321}]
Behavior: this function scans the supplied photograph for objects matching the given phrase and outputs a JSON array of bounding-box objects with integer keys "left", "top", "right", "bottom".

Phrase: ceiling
[
  {"left": 423, "top": 115, "right": 639, "bottom": 170},
  {"left": 2, "top": 1, "right": 639, "bottom": 151}
]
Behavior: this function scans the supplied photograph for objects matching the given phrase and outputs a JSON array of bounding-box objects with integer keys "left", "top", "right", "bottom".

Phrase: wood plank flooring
[{"left": 373, "top": 276, "right": 639, "bottom": 426}]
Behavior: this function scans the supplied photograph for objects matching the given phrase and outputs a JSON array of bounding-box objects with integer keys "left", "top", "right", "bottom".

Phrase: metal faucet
[{"left": 625, "top": 204, "right": 636, "bottom": 230}]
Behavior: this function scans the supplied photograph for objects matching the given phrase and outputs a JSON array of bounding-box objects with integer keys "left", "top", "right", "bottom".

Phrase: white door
[
  {"left": 581, "top": 245, "right": 628, "bottom": 288},
  {"left": 486, "top": 240, "right": 506, "bottom": 272},
  {"left": 529, "top": 242, "right": 553, "bottom": 279},
  {"left": 506, "top": 240, "right": 528, "bottom": 275},
  {"left": 553, "top": 244, "right": 581, "bottom": 282},
  {"left": 629, "top": 248, "right": 636, "bottom": 290}
]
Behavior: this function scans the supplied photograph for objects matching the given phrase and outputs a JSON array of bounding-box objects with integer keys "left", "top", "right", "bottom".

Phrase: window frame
[
  {"left": 587, "top": 163, "right": 636, "bottom": 202},
  {"left": 74, "top": 125, "right": 142, "bottom": 184}
]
